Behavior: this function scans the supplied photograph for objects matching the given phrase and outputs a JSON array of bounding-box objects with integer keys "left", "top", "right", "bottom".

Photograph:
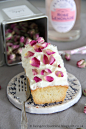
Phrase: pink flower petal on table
[
  {"left": 49, "top": 55, "right": 55, "bottom": 65},
  {"left": 55, "top": 71, "right": 64, "bottom": 77},
  {"left": 33, "top": 76, "right": 42, "bottom": 83},
  {"left": 29, "top": 40, "right": 37, "bottom": 46},
  {"left": 46, "top": 49, "right": 55, "bottom": 55},
  {"left": 43, "top": 54, "right": 49, "bottom": 64},
  {"left": 41, "top": 68, "right": 52, "bottom": 75},
  {"left": 44, "top": 76, "right": 54, "bottom": 82},
  {"left": 30, "top": 57, "right": 40, "bottom": 67},
  {"left": 32, "top": 69, "right": 38, "bottom": 75},
  {"left": 24, "top": 51, "right": 34, "bottom": 58},
  {"left": 36, "top": 37, "right": 44, "bottom": 43}
]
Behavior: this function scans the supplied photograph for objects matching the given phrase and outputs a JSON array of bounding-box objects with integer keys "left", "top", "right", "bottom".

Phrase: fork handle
[{"left": 21, "top": 101, "right": 27, "bottom": 129}]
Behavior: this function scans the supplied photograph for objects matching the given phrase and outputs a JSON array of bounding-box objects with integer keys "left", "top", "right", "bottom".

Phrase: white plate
[{"left": 7, "top": 72, "right": 82, "bottom": 114}]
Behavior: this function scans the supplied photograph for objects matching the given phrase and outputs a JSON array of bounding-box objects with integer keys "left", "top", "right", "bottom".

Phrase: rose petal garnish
[
  {"left": 33, "top": 76, "right": 42, "bottom": 83},
  {"left": 40, "top": 42, "right": 49, "bottom": 49},
  {"left": 41, "top": 68, "right": 52, "bottom": 75},
  {"left": 44, "top": 76, "right": 54, "bottom": 82},
  {"left": 33, "top": 45, "right": 42, "bottom": 52},
  {"left": 30, "top": 57, "right": 40, "bottom": 67},
  {"left": 43, "top": 54, "right": 49, "bottom": 64},
  {"left": 32, "top": 69, "right": 38, "bottom": 75},
  {"left": 55, "top": 71, "right": 64, "bottom": 77},
  {"left": 25, "top": 38, "right": 32, "bottom": 45},
  {"left": 49, "top": 55, "right": 55, "bottom": 65},
  {"left": 58, "top": 64, "right": 61, "bottom": 68},
  {"left": 46, "top": 49, "right": 55, "bottom": 55},
  {"left": 36, "top": 37, "right": 44, "bottom": 43},
  {"left": 29, "top": 40, "right": 37, "bottom": 46},
  {"left": 24, "top": 51, "right": 34, "bottom": 58}
]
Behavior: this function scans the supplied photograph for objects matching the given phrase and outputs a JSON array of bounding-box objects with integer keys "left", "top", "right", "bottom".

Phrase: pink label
[{"left": 51, "top": 8, "right": 76, "bottom": 22}]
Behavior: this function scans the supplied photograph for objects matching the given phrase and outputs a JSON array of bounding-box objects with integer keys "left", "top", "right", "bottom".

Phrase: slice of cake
[{"left": 21, "top": 37, "right": 69, "bottom": 104}]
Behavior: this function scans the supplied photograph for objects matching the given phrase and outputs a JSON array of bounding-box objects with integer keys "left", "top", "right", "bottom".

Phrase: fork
[{"left": 16, "top": 77, "right": 30, "bottom": 129}]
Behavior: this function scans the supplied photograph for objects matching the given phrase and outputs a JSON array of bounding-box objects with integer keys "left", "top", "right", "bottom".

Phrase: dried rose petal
[
  {"left": 32, "top": 69, "right": 38, "bottom": 75},
  {"left": 84, "top": 105, "right": 86, "bottom": 114},
  {"left": 40, "top": 42, "right": 49, "bottom": 49},
  {"left": 44, "top": 76, "right": 54, "bottom": 82},
  {"left": 46, "top": 49, "right": 55, "bottom": 55},
  {"left": 43, "top": 54, "right": 49, "bottom": 64},
  {"left": 41, "top": 69, "right": 52, "bottom": 75},
  {"left": 24, "top": 51, "right": 34, "bottom": 58},
  {"left": 36, "top": 37, "right": 44, "bottom": 43},
  {"left": 58, "top": 64, "right": 61, "bottom": 68},
  {"left": 65, "top": 53, "right": 70, "bottom": 61},
  {"left": 49, "top": 55, "right": 55, "bottom": 65},
  {"left": 29, "top": 40, "right": 37, "bottom": 46},
  {"left": 33, "top": 45, "right": 42, "bottom": 52},
  {"left": 30, "top": 57, "right": 40, "bottom": 67},
  {"left": 76, "top": 59, "right": 86, "bottom": 68},
  {"left": 33, "top": 76, "right": 42, "bottom": 83},
  {"left": 55, "top": 71, "right": 64, "bottom": 77}
]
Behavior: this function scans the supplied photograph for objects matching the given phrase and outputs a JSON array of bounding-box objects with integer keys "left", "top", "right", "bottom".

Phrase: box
[{"left": 0, "top": 0, "right": 48, "bottom": 66}]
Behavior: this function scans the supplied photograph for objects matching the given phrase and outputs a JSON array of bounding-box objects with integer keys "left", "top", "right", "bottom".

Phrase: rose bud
[
  {"left": 84, "top": 104, "right": 86, "bottom": 114},
  {"left": 83, "top": 89, "right": 86, "bottom": 96},
  {"left": 5, "top": 29, "right": 12, "bottom": 35},
  {"left": 7, "top": 46, "right": 12, "bottom": 54},
  {"left": 33, "top": 33, "right": 39, "bottom": 40},
  {"left": 17, "top": 48, "right": 22, "bottom": 55},
  {"left": 9, "top": 54, "right": 16, "bottom": 60},
  {"left": 65, "top": 53, "right": 70, "bottom": 61},
  {"left": 76, "top": 59, "right": 86, "bottom": 68},
  {"left": 6, "top": 33, "right": 13, "bottom": 41},
  {"left": 20, "top": 36, "right": 25, "bottom": 43}
]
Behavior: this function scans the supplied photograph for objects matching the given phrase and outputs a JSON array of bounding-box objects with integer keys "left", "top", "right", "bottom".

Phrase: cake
[{"left": 21, "top": 37, "right": 69, "bottom": 104}]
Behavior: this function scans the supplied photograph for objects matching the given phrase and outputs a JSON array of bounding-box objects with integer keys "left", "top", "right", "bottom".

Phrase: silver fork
[{"left": 16, "top": 77, "right": 30, "bottom": 129}]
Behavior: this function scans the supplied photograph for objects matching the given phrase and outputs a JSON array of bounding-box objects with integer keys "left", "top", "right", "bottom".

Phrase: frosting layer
[{"left": 21, "top": 39, "right": 69, "bottom": 90}]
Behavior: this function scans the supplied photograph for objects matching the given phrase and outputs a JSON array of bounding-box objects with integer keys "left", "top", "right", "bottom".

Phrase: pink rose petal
[
  {"left": 43, "top": 54, "right": 49, "bottom": 64},
  {"left": 33, "top": 76, "right": 42, "bottom": 83},
  {"left": 49, "top": 55, "right": 55, "bottom": 65},
  {"left": 36, "top": 37, "right": 44, "bottom": 43},
  {"left": 40, "top": 42, "right": 49, "bottom": 49},
  {"left": 44, "top": 76, "right": 54, "bottom": 82},
  {"left": 29, "top": 40, "right": 37, "bottom": 46},
  {"left": 24, "top": 51, "right": 34, "bottom": 58},
  {"left": 30, "top": 57, "right": 40, "bottom": 67},
  {"left": 55, "top": 71, "right": 64, "bottom": 77},
  {"left": 32, "top": 69, "right": 38, "bottom": 75},
  {"left": 46, "top": 49, "right": 55, "bottom": 55},
  {"left": 58, "top": 64, "right": 61, "bottom": 68},
  {"left": 41, "top": 68, "right": 52, "bottom": 75},
  {"left": 33, "top": 45, "right": 42, "bottom": 52}
]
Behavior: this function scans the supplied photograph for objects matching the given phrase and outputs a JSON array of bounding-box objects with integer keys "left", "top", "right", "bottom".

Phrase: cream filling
[{"left": 21, "top": 43, "right": 69, "bottom": 90}]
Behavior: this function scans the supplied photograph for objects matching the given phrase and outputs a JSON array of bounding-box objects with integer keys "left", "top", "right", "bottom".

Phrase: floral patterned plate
[{"left": 7, "top": 72, "right": 82, "bottom": 114}]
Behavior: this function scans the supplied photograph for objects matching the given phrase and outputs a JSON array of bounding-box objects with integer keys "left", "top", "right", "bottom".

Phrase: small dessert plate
[{"left": 7, "top": 72, "right": 82, "bottom": 114}]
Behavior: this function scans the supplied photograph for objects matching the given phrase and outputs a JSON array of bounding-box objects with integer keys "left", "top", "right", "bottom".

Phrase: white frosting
[{"left": 21, "top": 42, "right": 69, "bottom": 90}]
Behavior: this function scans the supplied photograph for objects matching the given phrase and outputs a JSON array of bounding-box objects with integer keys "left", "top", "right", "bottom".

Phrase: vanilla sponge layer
[{"left": 27, "top": 78, "right": 68, "bottom": 105}]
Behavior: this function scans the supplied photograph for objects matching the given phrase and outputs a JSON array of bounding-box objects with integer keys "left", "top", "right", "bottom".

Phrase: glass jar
[{"left": 45, "top": 0, "right": 81, "bottom": 41}]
